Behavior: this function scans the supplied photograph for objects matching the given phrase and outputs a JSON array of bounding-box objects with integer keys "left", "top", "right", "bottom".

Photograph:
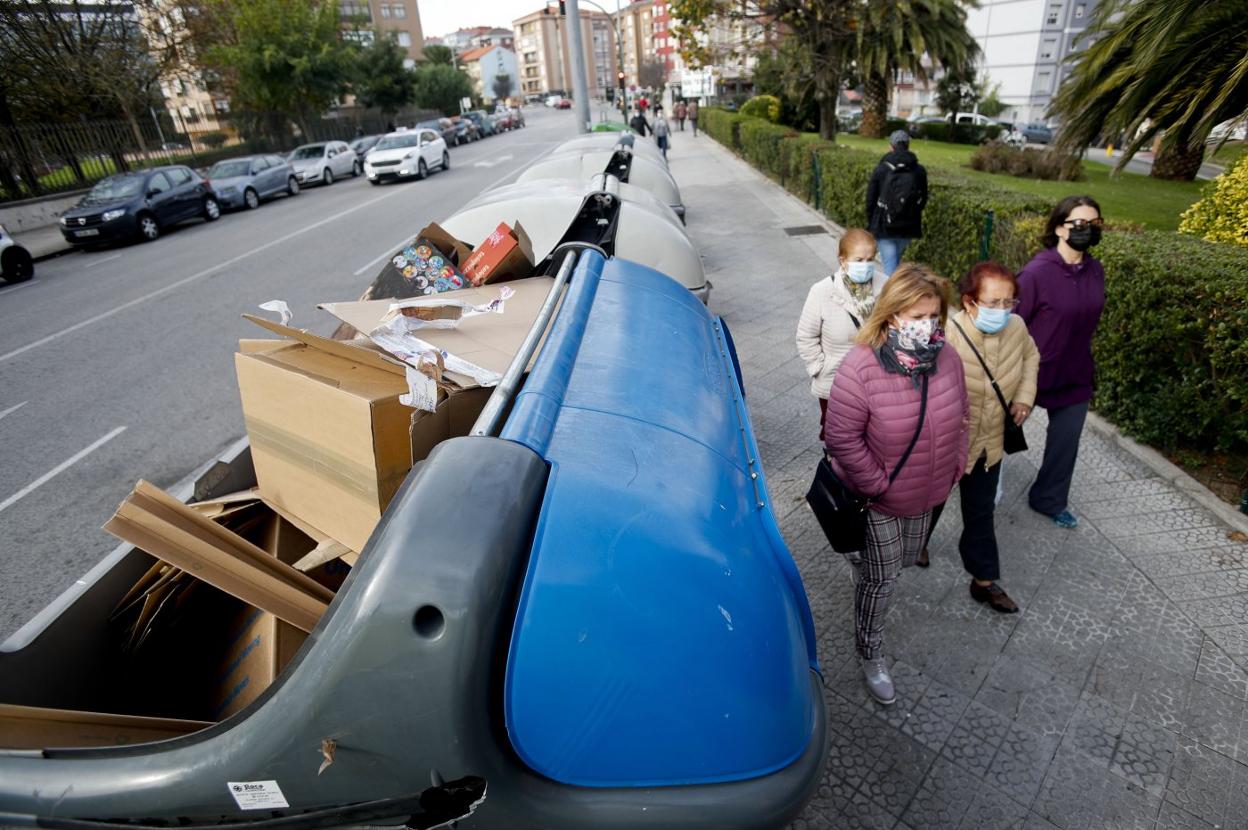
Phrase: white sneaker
[{"left": 862, "top": 657, "right": 896, "bottom": 705}]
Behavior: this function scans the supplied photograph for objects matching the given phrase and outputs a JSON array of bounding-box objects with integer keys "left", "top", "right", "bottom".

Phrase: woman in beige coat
[
  {"left": 795, "top": 228, "right": 886, "bottom": 438},
  {"left": 934, "top": 260, "right": 1040, "bottom": 613}
]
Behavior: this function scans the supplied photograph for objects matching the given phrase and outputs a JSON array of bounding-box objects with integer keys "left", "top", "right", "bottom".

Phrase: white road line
[
  {"left": 0, "top": 426, "right": 126, "bottom": 514},
  {"left": 472, "top": 154, "right": 514, "bottom": 168},
  {"left": 0, "top": 401, "right": 28, "bottom": 421},
  {"left": 0, "top": 281, "right": 37, "bottom": 295},
  {"left": 0, "top": 187, "right": 410, "bottom": 365},
  {"left": 83, "top": 253, "right": 122, "bottom": 268}
]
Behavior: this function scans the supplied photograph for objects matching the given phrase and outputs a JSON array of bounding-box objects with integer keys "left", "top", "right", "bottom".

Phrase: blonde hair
[
  {"left": 856, "top": 263, "right": 951, "bottom": 348},
  {"left": 838, "top": 227, "right": 877, "bottom": 259}
]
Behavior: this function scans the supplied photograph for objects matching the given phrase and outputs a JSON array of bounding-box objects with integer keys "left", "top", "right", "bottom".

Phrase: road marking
[
  {"left": 0, "top": 401, "right": 28, "bottom": 421},
  {"left": 0, "top": 281, "right": 36, "bottom": 295},
  {"left": 354, "top": 232, "right": 422, "bottom": 277},
  {"left": 473, "top": 154, "right": 514, "bottom": 168},
  {"left": 0, "top": 426, "right": 126, "bottom": 514},
  {"left": 84, "top": 253, "right": 122, "bottom": 268},
  {"left": 0, "top": 187, "right": 410, "bottom": 365}
]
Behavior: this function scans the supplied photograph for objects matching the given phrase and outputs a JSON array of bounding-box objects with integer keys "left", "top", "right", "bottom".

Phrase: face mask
[
  {"left": 894, "top": 317, "right": 938, "bottom": 349},
  {"left": 1065, "top": 224, "right": 1102, "bottom": 252},
  {"left": 845, "top": 261, "right": 874, "bottom": 284},
  {"left": 973, "top": 305, "right": 1010, "bottom": 334}
]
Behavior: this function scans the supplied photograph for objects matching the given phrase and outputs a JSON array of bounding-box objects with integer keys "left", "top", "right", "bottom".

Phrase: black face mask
[{"left": 1065, "top": 224, "right": 1102, "bottom": 251}]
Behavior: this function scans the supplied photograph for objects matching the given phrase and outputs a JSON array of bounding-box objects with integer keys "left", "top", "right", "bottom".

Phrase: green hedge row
[{"left": 699, "top": 108, "right": 1248, "bottom": 455}]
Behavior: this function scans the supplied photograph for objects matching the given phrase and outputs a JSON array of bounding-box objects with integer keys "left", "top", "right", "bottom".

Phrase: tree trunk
[
  {"left": 1150, "top": 140, "right": 1204, "bottom": 181},
  {"left": 815, "top": 68, "right": 840, "bottom": 141},
  {"left": 859, "top": 71, "right": 889, "bottom": 139}
]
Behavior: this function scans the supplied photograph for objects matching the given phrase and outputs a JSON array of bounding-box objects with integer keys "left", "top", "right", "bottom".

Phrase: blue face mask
[
  {"left": 845, "top": 261, "right": 874, "bottom": 284},
  {"left": 974, "top": 305, "right": 1010, "bottom": 334}
]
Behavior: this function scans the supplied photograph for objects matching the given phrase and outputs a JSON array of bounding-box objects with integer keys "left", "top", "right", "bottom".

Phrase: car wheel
[
  {"left": 417, "top": 159, "right": 428, "bottom": 180},
  {"left": 203, "top": 197, "right": 221, "bottom": 221},
  {"left": 287, "top": 176, "right": 299, "bottom": 196},
  {"left": 244, "top": 188, "right": 259, "bottom": 210},
  {"left": 353, "top": 160, "right": 362, "bottom": 177},
  {"left": 322, "top": 168, "right": 333, "bottom": 186},
  {"left": 369, "top": 178, "right": 380, "bottom": 186},
  {"left": 1, "top": 246, "right": 34, "bottom": 283},
  {"left": 138, "top": 212, "right": 160, "bottom": 242},
  {"left": 442, "top": 151, "right": 450, "bottom": 171}
]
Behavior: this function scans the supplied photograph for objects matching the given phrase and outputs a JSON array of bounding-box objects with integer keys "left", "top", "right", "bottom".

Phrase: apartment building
[
  {"left": 339, "top": 0, "right": 426, "bottom": 67},
  {"left": 513, "top": 5, "right": 617, "bottom": 98},
  {"left": 440, "top": 26, "right": 515, "bottom": 54},
  {"left": 459, "top": 44, "right": 521, "bottom": 104}
]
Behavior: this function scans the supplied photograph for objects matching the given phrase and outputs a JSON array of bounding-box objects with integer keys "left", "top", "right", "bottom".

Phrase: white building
[
  {"left": 966, "top": 0, "right": 1100, "bottom": 126},
  {"left": 459, "top": 45, "right": 520, "bottom": 104}
]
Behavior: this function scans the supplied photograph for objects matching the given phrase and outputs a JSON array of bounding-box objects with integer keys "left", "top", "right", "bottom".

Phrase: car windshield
[
  {"left": 85, "top": 175, "right": 144, "bottom": 202},
  {"left": 289, "top": 145, "right": 326, "bottom": 160},
  {"left": 208, "top": 160, "right": 252, "bottom": 178},
  {"left": 374, "top": 134, "right": 421, "bottom": 150}
]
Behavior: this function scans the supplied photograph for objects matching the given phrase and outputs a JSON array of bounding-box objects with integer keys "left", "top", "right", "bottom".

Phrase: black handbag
[
  {"left": 807, "top": 374, "right": 928, "bottom": 553},
  {"left": 952, "top": 319, "right": 1028, "bottom": 455}
]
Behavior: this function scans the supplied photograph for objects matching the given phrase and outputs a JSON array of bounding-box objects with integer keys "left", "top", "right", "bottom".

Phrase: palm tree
[
  {"left": 1050, "top": 0, "right": 1248, "bottom": 181},
  {"left": 854, "top": 0, "right": 981, "bottom": 139}
]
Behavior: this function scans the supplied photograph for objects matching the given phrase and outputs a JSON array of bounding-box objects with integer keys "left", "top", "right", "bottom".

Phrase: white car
[
  {"left": 0, "top": 223, "right": 33, "bottom": 284},
  {"left": 363, "top": 128, "right": 449, "bottom": 184},
  {"left": 287, "top": 140, "right": 360, "bottom": 186}
]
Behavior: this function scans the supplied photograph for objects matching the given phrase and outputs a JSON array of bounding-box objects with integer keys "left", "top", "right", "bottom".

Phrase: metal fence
[{"left": 0, "top": 107, "right": 441, "bottom": 204}]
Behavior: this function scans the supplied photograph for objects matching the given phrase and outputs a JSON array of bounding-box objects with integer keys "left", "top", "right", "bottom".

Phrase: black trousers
[
  {"left": 1029, "top": 400, "right": 1089, "bottom": 516},
  {"left": 928, "top": 458, "right": 1003, "bottom": 581}
]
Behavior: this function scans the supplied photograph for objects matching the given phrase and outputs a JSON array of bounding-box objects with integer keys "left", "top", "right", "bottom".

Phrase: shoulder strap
[
  {"left": 847, "top": 311, "right": 861, "bottom": 329},
  {"left": 887, "top": 372, "right": 928, "bottom": 485},
  {"left": 952, "top": 318, "right": 1011, "bottom": 415}
]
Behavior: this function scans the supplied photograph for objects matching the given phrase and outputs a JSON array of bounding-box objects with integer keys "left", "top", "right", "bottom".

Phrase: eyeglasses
[
  {"left": 977, "top": 298, "right": 1021, "bottom": 310},
  {"left": 1063, "top": 218, "right": 1104, "bottom": 230}
]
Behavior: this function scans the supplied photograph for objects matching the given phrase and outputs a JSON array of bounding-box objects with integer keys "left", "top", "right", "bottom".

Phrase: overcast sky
[{"left": 418, "top": 0, "right": 550, "bottom": 39}]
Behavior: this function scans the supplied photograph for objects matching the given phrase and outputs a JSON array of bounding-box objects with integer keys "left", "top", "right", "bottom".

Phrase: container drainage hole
[{"left": 414, "top": 605, "right": 446, "bottom": 639}]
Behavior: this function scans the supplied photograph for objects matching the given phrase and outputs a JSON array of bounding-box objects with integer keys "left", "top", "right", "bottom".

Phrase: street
[{"left": 0, "top": 107, "right": 576, "bottom": 641}]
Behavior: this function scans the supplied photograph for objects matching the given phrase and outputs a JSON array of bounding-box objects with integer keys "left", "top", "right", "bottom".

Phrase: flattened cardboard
[
  {"left": 0, "top": 705, "right": 210, "bottom": 749},
  {"left": 242, "top": 314, "right": 405, "bottom": 377}
]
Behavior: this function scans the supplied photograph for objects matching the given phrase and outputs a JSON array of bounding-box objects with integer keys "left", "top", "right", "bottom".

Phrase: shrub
[
  {"left": 909, "top": 121, "right": 1001, "bottom": 145},
  {"left": 199, "top": 132, "right": 229, "bottom": 149},
  {"left": 1179, "top": 155, "right": 1248, "bottom": 247},
  {"left": 970, "top": 140, "right": 1084, "bottom": 181},
  {"left": 739, "top": 95, "right": 782, "bottom": 123}
]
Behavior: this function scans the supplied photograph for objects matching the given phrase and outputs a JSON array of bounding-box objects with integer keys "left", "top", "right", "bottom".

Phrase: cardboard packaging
[
  {"left": 0, "top": 705, "right": 210, "bottom": 749},
  {"left": 360, "top": 222, "right": 476, "bottom": 303},
  {"left": 462, "top": 221, "right": 535, "bottom": 286}
]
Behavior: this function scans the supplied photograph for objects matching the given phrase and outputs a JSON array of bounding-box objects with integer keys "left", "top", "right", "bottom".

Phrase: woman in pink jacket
[{"left": 824, "top": 264, "right": 969, "bottom": 705}]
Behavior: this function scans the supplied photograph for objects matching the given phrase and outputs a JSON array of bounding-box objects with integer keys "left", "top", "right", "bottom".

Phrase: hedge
[{"left": 699, "top": 108, "right": 1248, "bottom": 457}]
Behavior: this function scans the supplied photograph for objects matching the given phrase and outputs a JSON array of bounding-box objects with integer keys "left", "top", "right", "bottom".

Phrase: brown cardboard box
[
  {"left": 462, "top": 221, "right": 535, "bottom": 286},
  {"left": 0, "top": 705, "right": 210, "bottom": 749}
]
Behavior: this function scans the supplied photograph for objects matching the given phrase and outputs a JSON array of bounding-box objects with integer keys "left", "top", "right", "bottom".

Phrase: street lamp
[{"left": 579, "top": 0, "right": 628, "bottom": 116}]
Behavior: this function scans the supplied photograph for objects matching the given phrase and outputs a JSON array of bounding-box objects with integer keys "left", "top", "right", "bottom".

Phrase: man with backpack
[{"left": 866, "top": 130, "right": 929, "bottom": 277}]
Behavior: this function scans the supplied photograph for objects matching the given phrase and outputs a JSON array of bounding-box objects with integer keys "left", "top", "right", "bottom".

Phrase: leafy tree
[
  {"left": 423, "top": 44, "right": 455, "bottom": 66},
  {"left": 492, "top": 72, "right": 514, "bottom": 101},
  {"left": 638, "top": 58, "right": 666, "bottom": 92},
  {"left": 415, "top": 63, "right": 473, "bottom": 116},
  {"left": 1049, "top": 0, "right": 1248, "bottom": 180},
  {"left": 353, "top": 31, "right": 417, "bottom": 116},
  {"left": 977, "top": 81, "right": 1006, "bottom": 118},
  {"left": 934, "top": 62, "right": 980, "bottom": 116},
  {"left": 853, "top": 0, "right": 981, "bottom": 138}
]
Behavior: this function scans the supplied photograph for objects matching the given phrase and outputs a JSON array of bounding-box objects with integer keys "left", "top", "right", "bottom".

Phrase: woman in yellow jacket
[{"left": 934, "top": 261, "right": 1040, "bottom": 613}]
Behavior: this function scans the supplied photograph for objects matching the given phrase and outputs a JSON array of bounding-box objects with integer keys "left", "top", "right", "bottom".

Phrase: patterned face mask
[{"left": 894, "top": 317, "right": 939, "bottom": 350}]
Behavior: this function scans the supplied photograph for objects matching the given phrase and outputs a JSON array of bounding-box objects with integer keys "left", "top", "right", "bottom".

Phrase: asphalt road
[{"left": 0, "top": 107, "right": 580, "bottom": 641}]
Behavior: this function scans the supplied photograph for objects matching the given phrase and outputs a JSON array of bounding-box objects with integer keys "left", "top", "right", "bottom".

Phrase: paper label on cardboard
[
  {"left": 367, "top": 331, "right": 503, "bottom": 388},
  {"left": 380, "top": 286, "right": 515, "bottom": 331},
  {"left": 228, "top": 780, "right": 289, "bottom": 810},
  {"left": 258, "top": 301, "right": 292, "bottom": 326},
  {"left": 400, "top": 365, "right": 439, "bottom": 412}
]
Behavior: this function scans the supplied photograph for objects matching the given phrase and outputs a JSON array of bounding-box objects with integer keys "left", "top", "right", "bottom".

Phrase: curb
[{"left": 1085, "top": 411, "right": 1248, "bottom": 535}]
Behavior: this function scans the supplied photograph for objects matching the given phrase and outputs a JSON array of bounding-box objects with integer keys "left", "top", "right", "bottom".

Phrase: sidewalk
[
  {"left": 665, "top": 128, "right": 1248, "bottom": 830},
  {"left": 13, "top": 223, "right": 73, "bottom": 261}
]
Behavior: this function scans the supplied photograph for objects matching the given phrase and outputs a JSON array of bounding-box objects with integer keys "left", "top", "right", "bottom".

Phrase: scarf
[
  {"left": 837, "top": 270, "right": 877, "bottom": 321},
  {"left": 877, "top": 325, "right": 945, "bottom": 387}
]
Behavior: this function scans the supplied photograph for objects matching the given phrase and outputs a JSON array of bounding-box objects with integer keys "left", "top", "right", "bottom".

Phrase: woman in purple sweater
[
  {"left": 825, "top": 265, "right": 969, "bottom": 705},
  {"left": 1016, "top": 196, "right": 1106, "bottom": 529}
]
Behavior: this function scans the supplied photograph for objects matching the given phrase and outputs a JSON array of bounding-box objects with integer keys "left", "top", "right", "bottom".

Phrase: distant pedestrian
[
  {"left": 638, "top": 95, "right": 649, "bottom": 113},
  {"left": 866, "top": 130, "right": 929, "bottom": 278},
  {"left": 675, "top": 100, "right": 688, "bottom": 131},
  {"left": 629, "top": 109, "right": 651, "bottom": 137},
  {"left": 796, "top": 228, "right": 884, "bottom": 440},
  {"left": 928, "top": 261, "right": 1039, "bottom": 613},
  {"left": 653, "top": 108, "right": 671, "bottom": 158},
  {"left": 1017, "top": 196, "right": 1106, "bottom": 529},
  {"left": 824, "top": 265, "right": 969, "bottom": 705},
  {"left": 688, "top": 99, "right": 699, "bottom": 136}
]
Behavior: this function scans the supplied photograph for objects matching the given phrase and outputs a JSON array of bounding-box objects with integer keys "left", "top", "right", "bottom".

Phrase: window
[
  {"left": 423, "top": 131, "right": 438, "bottom": 143},
  {"left": 168, "top": 167, "right": 193, "bottom": 185},
  {"left": 1034, "top": 71, "right": 1052, "bottom": 93},
  {"left": 1046, "top": 3, "right": 1062, "bottom": 25},
  {"left": 266, "top": 155, "right": 283, "bottom": 167},
  {"left": 393, "top": 2, "right": 406, "bottom": 18},
  {"left": 380, "top": 3, "right": 390, "bottom": 18},
  {"left": 396, "top": 31, "right": 411, "bottom": 47},
  {"left": 340, "top": 1, "right": 371, "bottom": 20},
  {"left": 1075, "top": 3, "right": 1085, "bottom": 18},
  {"left": 148, "top": 172, "right": 172, "bottom": 194},
  {"left": 1041, "top": 37, "right": 1058, "bottom": 59}
]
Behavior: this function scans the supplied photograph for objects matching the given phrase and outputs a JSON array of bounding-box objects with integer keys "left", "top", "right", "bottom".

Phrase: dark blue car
[{"left": 59, "top": 165, "right": 220, "bottom": 246}]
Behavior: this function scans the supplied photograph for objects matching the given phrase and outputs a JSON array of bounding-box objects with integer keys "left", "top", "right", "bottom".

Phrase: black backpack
[{"left": 878, "top": 161, "right": 921, "bottom": 229}]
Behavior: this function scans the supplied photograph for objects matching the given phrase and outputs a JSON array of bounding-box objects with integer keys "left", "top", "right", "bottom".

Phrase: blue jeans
[{"left": 877, "top": 237, "right": 911, "bottom": 278}]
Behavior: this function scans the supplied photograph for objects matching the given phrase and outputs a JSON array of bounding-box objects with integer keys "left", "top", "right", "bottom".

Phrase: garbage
[
  {"left": 360, "top": 222, "right": 475, "bottom": 302},
  {"left": 0, "top": 705, "right": 210, "bottom": 749},
  {"left": 462, "top": 221, "right": 535, "bottom": 286}
]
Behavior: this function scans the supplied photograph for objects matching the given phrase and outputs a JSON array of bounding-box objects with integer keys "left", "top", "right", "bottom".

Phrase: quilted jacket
[
  {"left": 795, "top": 271, "right": 887, "bottom": 399},
  {"left": 824, "top": 343, "right": 969, "bottom": 517}
]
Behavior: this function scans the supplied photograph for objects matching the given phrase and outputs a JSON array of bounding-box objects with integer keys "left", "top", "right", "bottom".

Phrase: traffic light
[
  {"left": 617, "top": 70, "right": 626, "bottom": 90},
  {"left": 558, "top": 0, "right": 566, "bottom": 14}
]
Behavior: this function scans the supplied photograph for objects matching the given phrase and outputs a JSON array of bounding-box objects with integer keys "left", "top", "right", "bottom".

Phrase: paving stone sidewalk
[{"left": 664, "top": 127, "right": 1248, "bottom": 830}]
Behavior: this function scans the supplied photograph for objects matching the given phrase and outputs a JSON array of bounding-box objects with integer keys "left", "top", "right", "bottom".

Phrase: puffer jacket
[
  {"left": 824, "top": 343, "right": 969, "bottom": 517},
  {"left": 795, "top": 270, "right": 887, "bottom": 399},
  {"left": 947, "top": 310, "right": 1040, "bottom": 473}
]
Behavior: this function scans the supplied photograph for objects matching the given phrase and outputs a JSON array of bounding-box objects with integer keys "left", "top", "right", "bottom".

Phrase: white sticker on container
[{"left": 227, "top": 780, "right": 290, "bottom": 810}]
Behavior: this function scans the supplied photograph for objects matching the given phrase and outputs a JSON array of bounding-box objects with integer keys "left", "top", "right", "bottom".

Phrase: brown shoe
[
  {"left": 970, "top": 581, "right": 1019, "bottom": 614},
  {"left": 915, "top": 547, "right": 930, "bottom": 568}
]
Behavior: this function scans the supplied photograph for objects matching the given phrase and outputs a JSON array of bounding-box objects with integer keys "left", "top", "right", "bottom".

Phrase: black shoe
[
  {"left": 915, "top": 547, "right": 930, "bottom": 568},
  {"left": 970, "top": 581, "right": 1019, "bottom": 613}
]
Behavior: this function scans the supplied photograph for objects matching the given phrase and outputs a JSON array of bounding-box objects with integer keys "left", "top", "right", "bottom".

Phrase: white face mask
[
  {"left": 893, "top": 317, "right": 938, "bottom": 349},
  {"left": 845, "top": 261, "right": 874, "bottom": 284}
]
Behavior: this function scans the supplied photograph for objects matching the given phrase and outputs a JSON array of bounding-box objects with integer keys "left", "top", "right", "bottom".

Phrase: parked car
[
  {"left": 1020, "top": 122, "right": 1055, "bottom": 144},
  {"left": 450, "top": 116, "right": 480, "bottom": 144},
  {"left": 205, "top": 155, "right": 299, "bottom": 210},
  {"left": 59, "top": 166, "right": 220, "bottom": 245},
  {"left": 493, "top": 109, "right": 515, "bottom": 131},
  {"left": 287, "top": 141, "right": 360, "bottom": 186},
  {"left": 465, "top": 110, "right": 496, "bottom": 137},
  {"left": 555, "top": 98, "right": 572, "bottom": 110},
  {"left": 350, "top": 134, "right": 384, "bottom": 158},
  {"left": 545, "top": 94, "right": 561, "bottom": 107},
  {"left": 363, "top": 127, "right": 450, "bottom": 184},
  {"left": 509, "top": 107, "right": 526, "bottom": 128},
  {"left": 417, "top": 118, "right": 458, "bottom": 147},
  {"left": 0, "top": 223, "right": 33, "bottom": 283}
]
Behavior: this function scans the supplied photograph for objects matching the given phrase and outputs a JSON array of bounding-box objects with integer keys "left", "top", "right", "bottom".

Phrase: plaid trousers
[{"left": 854, "top": 508, "right": 932, "bottom": 660}]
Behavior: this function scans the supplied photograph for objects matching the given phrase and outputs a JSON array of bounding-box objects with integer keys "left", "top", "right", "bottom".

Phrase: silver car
[
  {"left": 287, "top": 140, "right": 361, "bottom": 186},
  {"left": 205, "top": 155, "right": 300, "bottom": 210}
]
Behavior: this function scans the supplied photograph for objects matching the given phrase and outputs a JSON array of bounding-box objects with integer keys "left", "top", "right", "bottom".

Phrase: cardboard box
[
  {"left": 462, "top": 221, "right": 535, "bottom": 286},
  {"left": 361, "top": 222, "right": 476, "bottom": 302},
  {"left": 0, "top": 705, "right": 210, "bottom": 749}
]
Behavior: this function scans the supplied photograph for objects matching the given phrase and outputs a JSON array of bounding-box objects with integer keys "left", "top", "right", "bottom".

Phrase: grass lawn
[
  {"left": 1208, "top": 140, "right": 1246, "bottom": 169},
  {"left": 836, "top": 133, "right": 1206, "bottom": 232}
]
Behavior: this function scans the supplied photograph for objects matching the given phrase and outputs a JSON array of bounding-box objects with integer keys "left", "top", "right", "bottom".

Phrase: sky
[{"left": 417, "top": 0, "right": 548, "bottom": 39}]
